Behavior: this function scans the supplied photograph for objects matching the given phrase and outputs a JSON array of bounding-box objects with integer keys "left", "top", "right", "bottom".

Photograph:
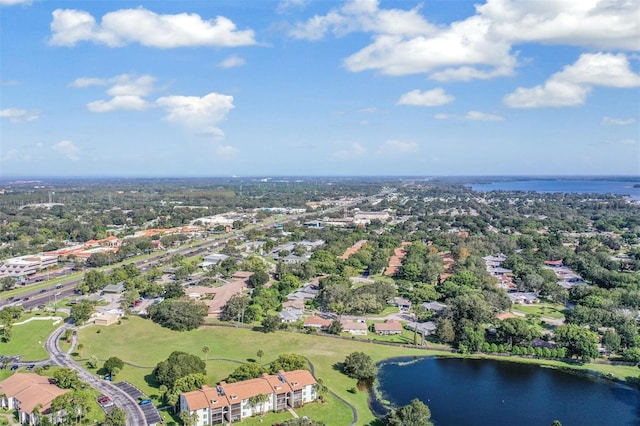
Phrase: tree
[
  {"left": 102, "top": 407, "right": 127, "bottom": 426},
  {"left": 436, "top": 318, "right": 455, "bottom": 344},
  {"left": 1, "top": 276, "right": 15, "bottom": 291},
  {"left": 104, "top": 357, "right": 124, "bottom": 376},
  {"left": 256, "top": 349, "right": 264, "bottom": 362},
  {"left": 602, "top": 329, "right": 621, "bottom": 354},
  {"left": 147, "top": 299, "right": 208, "bottom": 331},
  {"left": 269, "top": 353, "right": 308, "bottom": 373},
  {"left": 315, "top": 377, "right": 328, "bottom": 402},
  {"left": 227, "top": 362, "right": 268, "bottom": 383},
  {"left": 87, "top": 355, "right": 99, "bottom": 369},
  {"left": 497, "top": 317, "right": 537, "bottom": 347},
  {"left": 69, "top": 300, "right": 94, "bottom": 325},
  {"left": 248, "top": 393, "right": 270, "bottom": 416},
  {"left": 154, "top": 351, "right": 206, "bottom": 389},
  {"left": 53, "top": 368, "right": 83, "bottom": 389},
  {"left": 220, "top": 293, "right": 251, "bottom": 322},
  {"left": 248, "top": 270, "right": 269, "bottom": 287},
  {"left": 327, "top": 319, "right": 343, "bottom": 335},
  {"left": 554, "top": 324, "right": 599, "bottom": 362},
  {"left": 163, "top": 281, "right": 185, "bottom": 299},
  {"left": 202, "top": 345, "right": 210, "bottom": 362},
  {"left": 262, "top": 314, "right": 280, "bottom": 333},
  {"left": 342, "top": 351, "right": 377, "bottom": 381},
  {"left": 386, "top": 398, "right": 433, "bottom": 426},
  {"left": 173, "top": 373, "right": 207, "bottom": 393},
  {"left": 179, "top": 410, "right": 199, "bottom": 426}
]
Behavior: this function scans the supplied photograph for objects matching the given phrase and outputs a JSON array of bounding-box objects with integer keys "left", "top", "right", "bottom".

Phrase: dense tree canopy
[
  {"left": 147, "top": 299, "right": 207, "bottom": 331},
  {"left": 154, "top": 351, "right": 206, "bottom": 389}
]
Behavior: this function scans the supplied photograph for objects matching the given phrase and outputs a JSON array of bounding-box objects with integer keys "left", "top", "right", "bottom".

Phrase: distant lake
[
  {"left": 467, "top": 179, "right": 640, "bottom": 200},
  {"left": 373, "top": 357, "right": 640, "bottom": 426}
]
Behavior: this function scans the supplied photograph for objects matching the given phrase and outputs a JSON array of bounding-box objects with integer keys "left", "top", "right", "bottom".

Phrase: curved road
[{"left": 45, "top": 323, "right": 147, "bottom": 426}]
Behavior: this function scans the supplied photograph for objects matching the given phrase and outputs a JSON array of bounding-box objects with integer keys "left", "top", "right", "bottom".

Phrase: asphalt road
[{"left": 45, "top": 323, "right": 147, "bottom": 426}]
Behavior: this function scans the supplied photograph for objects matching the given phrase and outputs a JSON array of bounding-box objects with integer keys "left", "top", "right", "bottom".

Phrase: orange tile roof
[
  {"left": 281, "top": 370, "right": 316, "bottom": 391},
  {"left": 0, "top": 373, "right": 70, "bottom": 415},
  {"left": 182, "top": 385, "right": 229, "bottom": 411},
  {"left": 303, "top": 316, "right": 331, "bottom": 328},
  {"left": 223, "top": 377, "right": 275, "bottom": 402},
  {"left": 339, "top": 240, "right": 368, "bottom": 260},
  {"left": 374, "top": 320, "right": 403, "bottom": 332}
]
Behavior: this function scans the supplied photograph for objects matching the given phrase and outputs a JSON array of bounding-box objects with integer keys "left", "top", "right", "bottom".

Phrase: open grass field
[
  {"left": 511, "top": 302, "right": 566, "bottom": 320},
  {"left": 74, "top": 317, "right": 430, "bottom": 425},
  {"left": 0, "top": 315, "right": 65, "bottom": 361}
]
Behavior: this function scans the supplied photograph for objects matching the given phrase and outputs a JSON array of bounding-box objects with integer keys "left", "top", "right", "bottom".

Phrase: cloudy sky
[{"left": 1, "top": 0, "right": 639, "bottom": 177}]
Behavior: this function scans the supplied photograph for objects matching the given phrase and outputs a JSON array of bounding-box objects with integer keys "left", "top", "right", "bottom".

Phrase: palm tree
[
  {"left": 314, "top": 378, "right": 328, "bottom": 402},
  {"left": 202, "top": 345, "right": 210, "bottom": 363}
]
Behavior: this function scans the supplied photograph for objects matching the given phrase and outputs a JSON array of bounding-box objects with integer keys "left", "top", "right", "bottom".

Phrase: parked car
[{"left": 139, "top": 399, "right": 152, "bottom": 406}]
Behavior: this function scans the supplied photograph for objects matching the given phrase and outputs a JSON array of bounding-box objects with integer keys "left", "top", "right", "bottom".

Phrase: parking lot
[{"left": 113, "top": 381, "right": 163, "bottom": 425}]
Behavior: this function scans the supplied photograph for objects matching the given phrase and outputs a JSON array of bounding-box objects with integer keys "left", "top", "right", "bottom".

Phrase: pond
[{"left": 373, "top": 357, "right": 640, "bottom": 426}]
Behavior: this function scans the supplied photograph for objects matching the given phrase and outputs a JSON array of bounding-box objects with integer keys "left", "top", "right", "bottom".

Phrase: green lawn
[
  {"left": 74, "top": 317, "right": 430, "bottom": 425},
  {"left": 73, "top": 317, "right": 640, "bottom": 426},
  {"left": 0, "top": 315, "right": 64, "bottom": 361},
  {"left": 511, "top": 302, "right": 566, "bottom": 320}
]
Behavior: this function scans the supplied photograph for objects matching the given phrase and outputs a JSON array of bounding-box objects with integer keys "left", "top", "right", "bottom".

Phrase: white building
[
  {"left": 0, "top": 254, "right": 58, "bottom": 278},
  {"left": 0, "top": 373, "right": 70, "bottom": 425},
  {"left": 180, "top": 370, "right": 317, "bottom": 426}
]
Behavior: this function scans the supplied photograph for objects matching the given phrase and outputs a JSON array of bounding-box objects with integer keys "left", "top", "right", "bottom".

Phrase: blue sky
[{"left": 1, "top": 0, "right": 639, "bottom": 177}]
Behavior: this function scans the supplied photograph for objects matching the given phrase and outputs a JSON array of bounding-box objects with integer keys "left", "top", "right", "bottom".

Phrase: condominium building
[{"left": 180, "top": 370, "right": 317, "bottom": 425}]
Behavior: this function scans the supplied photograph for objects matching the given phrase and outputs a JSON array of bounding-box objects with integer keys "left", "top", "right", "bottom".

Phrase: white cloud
[
  {"left": 0, "top": 149, "right": 19, "bottom": 163},
  {"left": 377, "top": 139, "right": 418, "bottom": 155},
  {"left": 478, "top": 0, "right": 640, "bottom": 51},
  {"left": 397, "top": 88, "right": 454, "bottom": 107},
  {"left": 0, "top": 0, "right": 32, "bottom": 6},
  {"left": 52, "top": 140, "right": 80, "bottom": 161},
  {"left": 215, "top": 144, "right": 239, "bottom": 159},
  {"left": 435, "top": 111, "right": 504, "bottom": 121},
  {"left": 72, "top": 74, "right": 156, "bottom": 112},
  {"left": 156, "top": 92, "right": 235, "bottom": 137},
  {"left": 464, "top": 111, "right": 504, "bottom": 121},
  {"left": 218, "top": 55, "right": 246, "bottom": 69},
  {"left": 87, "top": 96, "right": 150, "bottom": 112},
  {"left": 504, "top": 53, "right": 640, "bottom": 108},
  {"left": 50, "top": 7, "right": 256, "bottom": 48},
  {"left": 290, "top": 0, "right": 434, "bottom": 40},
  {"left": 603, "top": 117, "right": 637, "bottom": 125},
  {"left": 69, "top": 77, "right": 110, "bottom": 88},
  {"left": 277, "top": 0, "right": 307, "bottom": 14},
  {"left": 290, "top": 0, "right": 639, "bottom": 81},
  {"left": 0, "top": 107, "right": 39, "bottom": 123},
  {"left": 332, "top": 143, "right": 366, "bottom": 160}
]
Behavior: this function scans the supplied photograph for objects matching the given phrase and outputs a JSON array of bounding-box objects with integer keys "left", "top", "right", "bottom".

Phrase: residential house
[
  {"left": 404, "top": 321, "right": 438, "bottom": 336},
  {"left": 374, "top": 320, "right": 403, "bottom": 335},
  {"left": 508, "top": 292, "right": 540, "bottom": 305},
  {"left": 0, "top": 373, "right": 70, "bottom": 425},
  {"left": 421, "top": 301, "right": 448, "bottom": 315},
  {"left": 180, "top": 370, "right": 316, "bottom": 426},
  {"left": 340, "top": 320, "right": 368, "bottom": 335},
  {"left": 278, "top": 307, "right": 303, "bottom": 323},
  {"left": 303, "top": 316, "right": 331, "bottom": 331},
  {"left": 391, "top": 297, "right": 412, "bottom": 312}
]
